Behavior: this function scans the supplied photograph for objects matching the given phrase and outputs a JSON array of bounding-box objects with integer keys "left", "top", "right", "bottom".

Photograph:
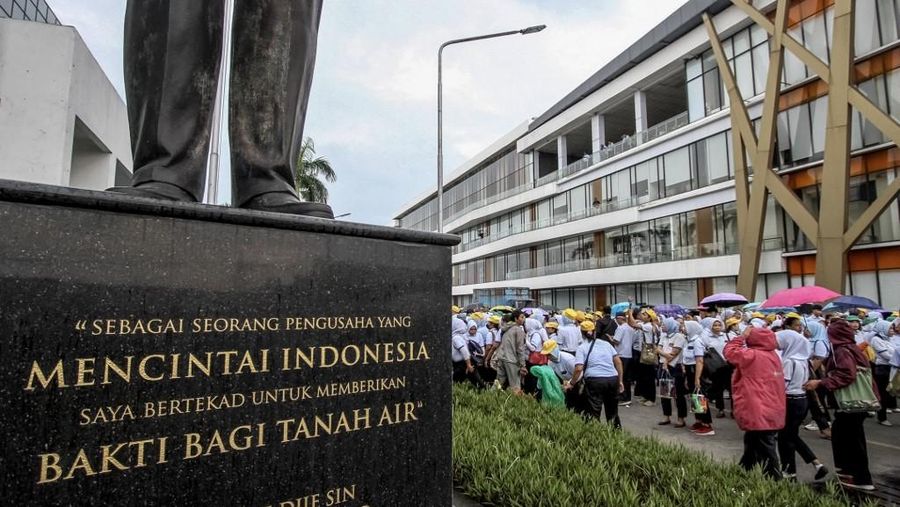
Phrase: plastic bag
[
  {"left": 657, "top": 371, "right": 675, "bottom": 399},
  {"left": 690, "top": 393, "right": 708, "bottom": 414}
]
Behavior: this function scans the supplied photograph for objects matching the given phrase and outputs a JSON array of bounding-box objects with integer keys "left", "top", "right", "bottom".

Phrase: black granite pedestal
[{"left": 0, "top": 180, "right": 458, "bottom": 506}]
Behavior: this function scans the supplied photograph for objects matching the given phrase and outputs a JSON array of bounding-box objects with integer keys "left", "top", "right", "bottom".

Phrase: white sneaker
[
  {"left": 618, "top": 401, "right": 632, "bottom": 407},
  {"left": 642, "top": 400, "right": 656, "bottom": 407},
  {"left": 878, "top": 420, "right": 893, "bottom": 427},
  {"left": 804, "top": 422, "right": 820, "bottom": 431}
]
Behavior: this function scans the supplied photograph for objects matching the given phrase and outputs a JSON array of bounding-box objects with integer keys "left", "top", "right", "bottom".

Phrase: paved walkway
[{"left": 616, "top": 397, "right": 900, "bottom": 503}]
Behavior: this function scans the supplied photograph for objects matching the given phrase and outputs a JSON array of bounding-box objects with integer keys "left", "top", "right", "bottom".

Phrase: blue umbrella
[
  {"left": 610, "top": 302, "right": 630, "bottom": 316},
  {"left": 824, "top": 295, "right": 882, "bottom": 310}
]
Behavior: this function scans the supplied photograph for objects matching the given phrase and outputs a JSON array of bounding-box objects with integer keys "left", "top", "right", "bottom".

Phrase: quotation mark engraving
[{"left": 74, "top": 320, "right": 87, "bottom": 332}]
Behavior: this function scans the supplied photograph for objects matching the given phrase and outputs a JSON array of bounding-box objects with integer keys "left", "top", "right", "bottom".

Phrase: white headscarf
[{"left": 452, "top": 318, "right": 467, "bottom": 338}]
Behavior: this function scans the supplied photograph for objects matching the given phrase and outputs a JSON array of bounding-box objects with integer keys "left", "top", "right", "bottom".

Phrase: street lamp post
[{"left": 437, "top": 24, "right": 546, "bottom": 233}]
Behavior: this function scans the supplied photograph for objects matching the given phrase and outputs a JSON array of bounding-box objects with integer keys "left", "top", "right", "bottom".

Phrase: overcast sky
[{"left": 50, "top": 0, "right": 688, "bottom": 226}]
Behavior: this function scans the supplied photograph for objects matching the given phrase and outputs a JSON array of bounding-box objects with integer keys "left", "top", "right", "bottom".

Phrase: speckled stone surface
[{"left": 0, "top": 180, "right": 457, "bottom": 506}]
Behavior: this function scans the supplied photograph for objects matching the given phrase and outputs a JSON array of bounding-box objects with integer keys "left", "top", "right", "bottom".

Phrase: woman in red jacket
[
  {"left": 803, "top": 320, "right": 876, "bottom": 491},
  {"left": 724, "top": 326, "right": 786, "bottom": 480}
]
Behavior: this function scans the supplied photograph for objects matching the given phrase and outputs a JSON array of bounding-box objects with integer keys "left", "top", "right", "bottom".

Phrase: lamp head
[{"left": 520, "top": 24, "right": 546, "bottom": 35}]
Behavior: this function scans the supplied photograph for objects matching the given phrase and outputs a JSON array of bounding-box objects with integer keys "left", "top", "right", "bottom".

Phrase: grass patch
[{"left": 452, "top": 386, "right": 871, "bottom": 506}]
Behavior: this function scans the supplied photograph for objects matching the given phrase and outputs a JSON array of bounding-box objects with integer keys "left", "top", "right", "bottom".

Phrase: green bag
[
  {"left": 834, "top": 366, "right": 881, "bottom": 413},
  {"left": 887, "top": 371, "right": 900, "bottom": 398}
]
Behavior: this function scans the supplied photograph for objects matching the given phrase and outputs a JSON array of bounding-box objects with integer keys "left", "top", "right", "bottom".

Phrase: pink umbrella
[{"left": 760, "top": 286, "right": 841, "bottom": 309}]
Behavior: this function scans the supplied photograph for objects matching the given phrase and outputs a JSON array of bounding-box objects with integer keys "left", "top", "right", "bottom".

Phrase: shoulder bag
[
  {"left": 702, "top": 346, "right": 726, "bottom": 375},
  {"left": 834, "top": 365, "right": 881, "bottom": 413},
  {"left": 573, "top": 339, "right": 597, "bottom": 396},
  {"left": 639, "top": 329, "right": 658, "bottom": 365}
]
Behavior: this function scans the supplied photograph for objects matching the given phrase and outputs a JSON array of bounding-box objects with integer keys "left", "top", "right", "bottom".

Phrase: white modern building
[
  {"left": 0, "top": 1, "right": 132, "bottom": 190},
  {"left": 394, "top": 0, "right": 900, "bottom": 310}
]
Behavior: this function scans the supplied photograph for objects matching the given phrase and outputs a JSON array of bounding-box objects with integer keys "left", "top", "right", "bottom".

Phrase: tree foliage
[{"left": 294, "top": 137, "right": 336, "bottom": 203}]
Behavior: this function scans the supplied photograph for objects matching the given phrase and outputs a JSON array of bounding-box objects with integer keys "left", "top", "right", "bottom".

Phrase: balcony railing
[
  {"left": 639, "top": 111, "right": 689, "bottom": 145},
  {"left": 446, "top": 110, "right": 689, "bottom": 241},
  {"left": 452, "top": 194, "right": 652, "bottom": 254},
  {"left": 459, "top": 242, "right": 740, "bottom": 285},
  {"left": 444, "top": 183, "right": 532, "bottom": 225},
  {"left": 452, "top": 237, "right": 794, "bottom": 286}
]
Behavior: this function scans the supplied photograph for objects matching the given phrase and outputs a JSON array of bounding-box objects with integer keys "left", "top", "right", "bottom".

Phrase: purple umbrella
[
  {"left": 654, "top": 304, "right": 688, "bottom": 317},
  {"left": 700, "top": 292, "right": 749, "bottom": 308}
]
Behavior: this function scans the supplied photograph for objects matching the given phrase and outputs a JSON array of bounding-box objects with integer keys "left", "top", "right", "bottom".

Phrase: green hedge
[{"left": 452, "top": 386, "right": 869, "bottom": 507}]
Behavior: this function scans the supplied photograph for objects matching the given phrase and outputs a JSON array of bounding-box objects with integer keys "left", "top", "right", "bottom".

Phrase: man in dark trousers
[{"left": 110, "top": 0, "right": 333, "bottom": 218}]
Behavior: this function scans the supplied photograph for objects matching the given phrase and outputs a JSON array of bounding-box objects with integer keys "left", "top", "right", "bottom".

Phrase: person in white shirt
[
  {"left": 804, "top": 319, "right": 833, "bottom": 439},
  {"left": 683, "top": 320, "right": 714, "bottom": 435},
  {"left": 777, "top": 316, "right": 828, "bottom": 480},
  {"left": 566, "top": 320, "right": 624, "bottom": 428},
  {"left": 451, "top": 318, "right": 483, "bottom": 388},
  {"left": 869, "top": 320, "right": 896, "bottom": 426},
  {"left": 627, "top": 308, "right": 660, "bottom": 407},
  {"left": 466, "top": 319, "right": 485, "bottom": 365},
  {"left": 557, "top": 308, "right": 582, "bottom": 355},
  {"left": 611, "top": 313, "right": 635, "bottom": 405},
  {"left": 701, "top": 318, "right": 731, "bottom": 419},
  {"left": 657, "top": 318, "right": 687, "bottom": 427},
  {"left": 523, "top": 317, "right": 547, "bottom": 395}
]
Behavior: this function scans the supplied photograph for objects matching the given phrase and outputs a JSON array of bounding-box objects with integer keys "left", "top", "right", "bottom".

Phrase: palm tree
[{"left": 293, "top": 137, "right": 336, "bottom": 203}]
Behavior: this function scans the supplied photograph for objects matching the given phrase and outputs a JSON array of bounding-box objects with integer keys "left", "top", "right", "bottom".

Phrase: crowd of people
[{"left": 451, "top": 302, "right": 900, "bottom": 492}]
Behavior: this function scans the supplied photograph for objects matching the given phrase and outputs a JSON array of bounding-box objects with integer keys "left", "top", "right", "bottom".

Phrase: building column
[
  {"left": 557, "top": 135, "right": 567, "bottom": 172},
  {"left": 814, "top": 0, "right": 853, "bottom": 292},
  {"left": 591, "top": 113, "right": 606, "bottom": 155},
  {"left": 634, "top": 90, "right": 648, "bottom": 144},
  {"left": 532, "top": 149, "right": 541, "bottom": 181}
]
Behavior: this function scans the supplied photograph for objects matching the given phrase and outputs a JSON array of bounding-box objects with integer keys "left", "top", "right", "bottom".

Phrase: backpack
[{"left": 467, "top": 340, "right": 485, "bottom": 366}]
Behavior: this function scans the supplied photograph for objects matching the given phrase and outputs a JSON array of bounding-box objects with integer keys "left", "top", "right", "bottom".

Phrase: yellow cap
[
  {"left": 540, "top": 339, "right": 558, "bottom": 355},
  {"left": 580, "top": 320, "right": 595, "bottom": 332},
  {"left": 562, "top": 308, "right": 578, "bottom": 320},
  {"left": 470, "top": 312, "right": 485, "bottom": 320},
  {"left": 575, "top": 311, "right": 586, "bottom": 322},
  {"left": 645, "top": 309, "right": 658, "bottom": 321},
  {"left": 725, "top": 317, "right": 741, "bottom": 329},
  {"left": 545, "top": 321, "right": 559, "bottom": 329},
  {"left": 765, "top": 314, "right": 778, "bottom": 323},
  {"left": 752, "top": 312, "right": 764, "bottom": 319},
  {"left": 785, "top": 312, "right": 801, "bottom": 320},
  {"left": 488, "top": 315, "right": 501, "bottom": 325},
  {"left": 452, "top": 305, "right": 460, "bottom": 314}
]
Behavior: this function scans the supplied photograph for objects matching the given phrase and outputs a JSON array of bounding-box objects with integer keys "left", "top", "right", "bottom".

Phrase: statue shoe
[
  {"left": 107, "top": 182, "right": 197, "bottom": 202},
  {"left": 240, "top": 192, "right": 334, "bottom": 219}
]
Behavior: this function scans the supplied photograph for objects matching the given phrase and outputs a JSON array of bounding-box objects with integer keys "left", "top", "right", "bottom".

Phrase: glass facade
[
  {"left": 782, "top": 167, "right": 900, "bottom": 251},
  {"left": 453, "top": 131, "right": 732, "bottom": 253},
  {"left": 0, "top": 0, "right": 59, "bottom": 24},
  {"left": 396, "top": 149, "right": 527, "bottom": 232},
  {"left": 687, "top": 24, "right": 769, "bottom": 121},
  {"left": 451, "top": 202, "right": 742, "bottom": 286}
]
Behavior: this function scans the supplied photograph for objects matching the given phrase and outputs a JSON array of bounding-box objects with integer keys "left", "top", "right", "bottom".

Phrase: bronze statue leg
[
  {"left": 229, "top": 0, "right": 323, "bottom": 207},
  {"left": 123, "top": 0, "right": 225, "bottom": 201}
]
